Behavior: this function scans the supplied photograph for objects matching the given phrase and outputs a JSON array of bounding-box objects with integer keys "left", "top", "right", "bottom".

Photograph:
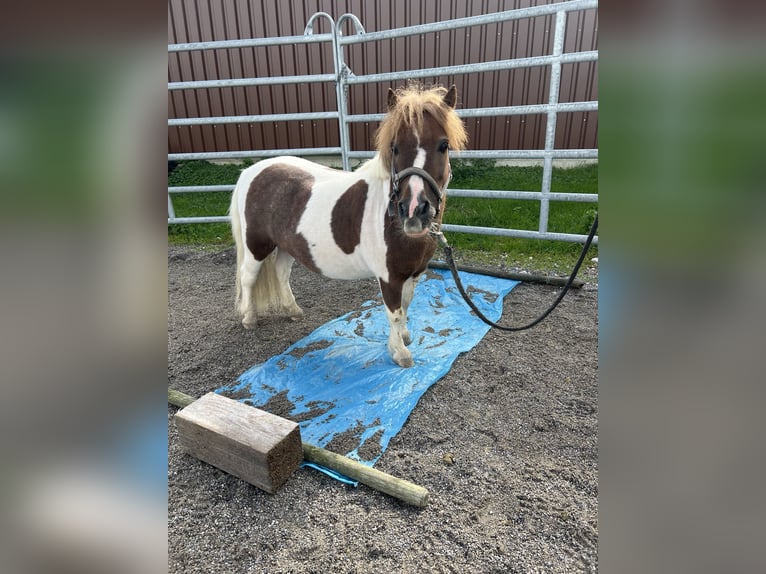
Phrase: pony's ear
[
  {"left": 387, "top": 88, "right": 398, "bottom": 110},
  {"left": 443, "top": 84, "right": 458, "bottom": 109}
]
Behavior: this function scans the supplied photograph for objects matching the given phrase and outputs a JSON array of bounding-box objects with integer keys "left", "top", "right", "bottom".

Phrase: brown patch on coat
[
  {"left": 377, "top": 109, "right": 451, "bottom": 313},
  {"left": 379, "top": 212, "right": 438, "bottom": 312},
  {"left": 390, "top": 111, "right": 452, "bottom": 216},
  {"left": 331, "top": 179, "right": 368, "bottom": 255},
  {"left": 244, "top": 163, "right": 319, "bottom": 273}
]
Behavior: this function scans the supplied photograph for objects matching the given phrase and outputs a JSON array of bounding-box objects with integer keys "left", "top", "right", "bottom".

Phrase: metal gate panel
[{"left": 168, "top": 0, "right": 598, "bottom": 245}]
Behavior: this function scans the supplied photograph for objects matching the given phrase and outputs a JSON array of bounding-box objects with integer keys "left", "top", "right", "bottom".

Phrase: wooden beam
[
  {"left": 169, "top": 388, "right": 430, "bottom": 507},
  {"left": 174, "top": 392, "right": 303, "bottom": 494}
]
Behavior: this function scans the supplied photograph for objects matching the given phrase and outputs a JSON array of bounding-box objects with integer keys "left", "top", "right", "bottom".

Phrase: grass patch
[
  {"left": 445, "top": 160, "right": 598, "bottom": 271},
  {"left": 168, "top": 159, "right": 598, "bottom": 273},
  {"left": 168, "top": 160, "right": 252, "bottom": 246}
]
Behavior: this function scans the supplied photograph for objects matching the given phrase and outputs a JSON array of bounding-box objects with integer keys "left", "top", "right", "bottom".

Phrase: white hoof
[
  {"left": 392, "top": 348, "right": 414, "bottom": 368},
  {"left": 242, "top": 314, "right": 258, "bottom": 330},
  {"left": 284, "top": 305, "right": 304, "bottom": 320}
]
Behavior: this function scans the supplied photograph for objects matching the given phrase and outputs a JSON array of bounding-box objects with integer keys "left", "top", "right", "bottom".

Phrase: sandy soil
[{"left": 168, "top": 245, "right": 598, "bottom": 573}]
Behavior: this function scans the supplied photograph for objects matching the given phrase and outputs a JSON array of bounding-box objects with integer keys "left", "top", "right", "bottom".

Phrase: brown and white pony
[{"left": 229, "top": 84, "right": 468, "bottom": 367}]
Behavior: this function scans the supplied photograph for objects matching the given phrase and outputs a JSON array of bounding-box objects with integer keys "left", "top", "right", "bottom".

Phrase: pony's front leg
[
  {"left": 384, "top": 307, "right": 414, "bottom": 368},
  {"left": 379, "top": 278, "right": 414, "bottom": 368},
  {"left": 400, "top": 276, "right": 419, "bottom": 346}
]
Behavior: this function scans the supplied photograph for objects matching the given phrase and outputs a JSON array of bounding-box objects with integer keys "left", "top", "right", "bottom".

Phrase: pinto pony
[{"left": 229, "top": 84, "right": 468, "bottom": 367}]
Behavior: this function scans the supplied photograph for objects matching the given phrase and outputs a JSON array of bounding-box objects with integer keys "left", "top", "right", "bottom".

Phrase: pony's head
[{"left": 376, "top": 83, "right": 468, "bottom": 237}]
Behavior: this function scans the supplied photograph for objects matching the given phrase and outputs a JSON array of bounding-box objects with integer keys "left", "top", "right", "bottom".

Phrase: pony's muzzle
[
  {"left": 399, "top": 197, "right": 434, "bottom": 236},
  {"left": 397, "top": 197, "right": 431, "bottom": 221},
  {"left": 392, "top": 167, "right": 442, "bottom": 236}
]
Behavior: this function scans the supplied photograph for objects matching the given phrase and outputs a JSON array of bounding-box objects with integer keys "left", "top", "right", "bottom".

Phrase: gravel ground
[{"left": 168, "top": 245, "right": 598, "bottom": 573}]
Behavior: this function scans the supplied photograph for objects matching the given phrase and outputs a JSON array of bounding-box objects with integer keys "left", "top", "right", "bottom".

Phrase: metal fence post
[
  {"left": 305, "top": 12, "right": 348, "bottom": 170},
  {"left": 539, "top": 9, "right": 568, "bottom": 235},
  {"left": 168, "top": 193, "right": 176, "bottom": 219},
  {"left": 335, "top": 14, "right": 366, "bottom": 171}
]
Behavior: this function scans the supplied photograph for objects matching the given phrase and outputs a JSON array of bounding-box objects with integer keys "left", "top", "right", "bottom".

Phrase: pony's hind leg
[
  {"left": 238, "top": 252, "right": 264, "bottom": 329},
  {"left": 273, "top": 249, "right": 303, "bottom": 320},
  {"left": 244, "top": 247, "right": 302, "bottom": 321}
]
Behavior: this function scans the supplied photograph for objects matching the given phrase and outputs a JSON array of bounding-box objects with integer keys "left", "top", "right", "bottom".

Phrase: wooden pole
[
  {"left": 168, "top": 388, "right": 430, "bottom": 508},
  {"left": 168, "top": 388, "right": 195, "bottom": 409},
  {"left": 428, "top": 260, "right": 585, "bottom": 288},
  {"left": 301, "top": 443, "right": 429, "bottom": 508}
]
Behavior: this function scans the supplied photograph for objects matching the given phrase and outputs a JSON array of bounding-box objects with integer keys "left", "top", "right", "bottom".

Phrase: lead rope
[{"left": 430, "top": 214, "right": 598, "bottom": 332}]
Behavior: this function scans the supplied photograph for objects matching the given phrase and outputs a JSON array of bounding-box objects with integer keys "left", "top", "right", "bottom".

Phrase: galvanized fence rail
[{"left": 168, "top": 0, "right": 598, "bottom": 244}]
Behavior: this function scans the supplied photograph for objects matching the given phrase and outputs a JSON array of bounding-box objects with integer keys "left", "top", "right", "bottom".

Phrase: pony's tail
[
  {"left": 229, "top": 166, "right": 302, "bottom": 323},
  {"left": 229, "top": 179, "right": 245, "bottom": 316}
]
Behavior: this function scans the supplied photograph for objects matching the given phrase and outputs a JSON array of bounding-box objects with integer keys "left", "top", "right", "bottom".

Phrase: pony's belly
[{"left": 307, "top": 249, "right": 375, "bottom": 281}]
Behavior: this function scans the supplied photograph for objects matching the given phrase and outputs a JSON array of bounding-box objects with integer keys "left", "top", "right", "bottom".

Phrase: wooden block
[{"left": 174, "top": 392, "right": 303, "bottom": 493}]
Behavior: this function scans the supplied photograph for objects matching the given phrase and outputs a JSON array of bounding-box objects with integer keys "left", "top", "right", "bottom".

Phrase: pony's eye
[
  {"left": 392, "top": 144, "right": 400, "bottom": 156},
  {"left": 438, "top": 140, "right": 449, "bottom": 153}
]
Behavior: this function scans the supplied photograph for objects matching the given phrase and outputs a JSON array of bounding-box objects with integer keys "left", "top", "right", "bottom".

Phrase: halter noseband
[{"left": 388, "top": 155, "right": 449, "bottom": 219}]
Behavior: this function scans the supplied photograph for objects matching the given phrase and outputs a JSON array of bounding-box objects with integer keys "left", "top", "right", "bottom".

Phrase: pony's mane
[{"left": 375, "top": 84, "right": 468, "bottom": 170}]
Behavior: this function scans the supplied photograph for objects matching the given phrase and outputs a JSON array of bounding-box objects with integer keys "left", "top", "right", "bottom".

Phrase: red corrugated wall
[{"left": 168, "top": 0, "right": 598, "bottom": 156}]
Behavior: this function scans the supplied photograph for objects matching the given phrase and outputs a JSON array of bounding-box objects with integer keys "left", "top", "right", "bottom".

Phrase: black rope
[{"left": 435, "top": 215, "right": 598, "bottom": 332}]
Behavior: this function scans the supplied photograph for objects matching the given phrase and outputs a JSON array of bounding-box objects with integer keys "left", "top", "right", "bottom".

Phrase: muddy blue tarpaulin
[{"left": 217, "top": 268, "right": 519, "bottom": 485}]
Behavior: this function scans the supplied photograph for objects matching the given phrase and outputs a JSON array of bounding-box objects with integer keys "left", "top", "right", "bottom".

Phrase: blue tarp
[{"left": 216, "top": 268, "right": 519, "bottom": 484}]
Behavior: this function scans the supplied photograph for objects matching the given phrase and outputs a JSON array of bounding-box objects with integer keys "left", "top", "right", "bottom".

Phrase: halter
[{"left": 387, "top": 151, "right": 450, "bottom": 220}]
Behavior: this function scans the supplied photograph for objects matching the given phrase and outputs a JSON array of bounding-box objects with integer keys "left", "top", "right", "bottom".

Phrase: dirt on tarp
[{"left": 168, "top": 245, "right": 599, "bottom": 573}]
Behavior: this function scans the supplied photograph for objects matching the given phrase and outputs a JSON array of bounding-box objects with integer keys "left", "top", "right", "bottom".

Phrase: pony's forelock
[{"left": 375, "top": 84, "right": 468, "bottom": 169}]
